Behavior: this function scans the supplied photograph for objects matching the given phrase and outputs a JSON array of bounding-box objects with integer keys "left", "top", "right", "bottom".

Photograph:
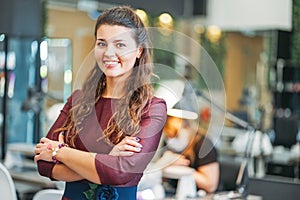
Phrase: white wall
[{"left": 206, "top": 0, "right": 292, "bottom": 31}]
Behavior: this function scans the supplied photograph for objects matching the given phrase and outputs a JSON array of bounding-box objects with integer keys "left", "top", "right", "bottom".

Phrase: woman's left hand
[
  {"left": 109, "top": 136, "right": 142, "bottom": 156},
  {"left": 34, "top": 137, "right": 60, "bottom": 162}
]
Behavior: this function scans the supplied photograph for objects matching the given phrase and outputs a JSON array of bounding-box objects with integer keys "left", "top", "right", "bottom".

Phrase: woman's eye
[
  {"left": 116, "top": 43, "right": 126, "bottom": 48},
  {"left": 97, "top": 42, "right": 106, "bottom": 47}
]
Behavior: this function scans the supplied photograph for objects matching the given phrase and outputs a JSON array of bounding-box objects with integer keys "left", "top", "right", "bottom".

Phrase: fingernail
[
  {"left": 61, "top": 131, "right": 65, "bottom": 136},
  {"left": 137, "top": 147, "right": 141, "bottom": 152},
  {"left": 135, "top": 137, "right": 141, "bottom": 141},
  {"left": 138, "top": 143, "right": 143, "bottom": 148}
]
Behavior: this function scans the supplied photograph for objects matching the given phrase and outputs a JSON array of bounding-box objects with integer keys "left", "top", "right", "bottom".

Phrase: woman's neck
[{"left": 103, "top": 77, "right": 125, "bottom": 98}]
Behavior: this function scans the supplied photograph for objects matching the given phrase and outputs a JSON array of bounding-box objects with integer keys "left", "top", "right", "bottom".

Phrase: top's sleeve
[
  {"left": 94, "top": 98, "right": 167, "bottom": 186},
  {"left": 192, "top": 137, "right": 218, "bottom": 168},
  {"left": 36, "top": 91, "right": 78, "bottom": 178}
]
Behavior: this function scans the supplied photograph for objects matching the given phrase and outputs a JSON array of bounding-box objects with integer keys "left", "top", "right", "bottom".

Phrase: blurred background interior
[{"left": 0, "top": 0, "right": 299, "bottom": 200}]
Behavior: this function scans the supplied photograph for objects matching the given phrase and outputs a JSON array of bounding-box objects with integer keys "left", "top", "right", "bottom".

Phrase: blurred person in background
[{"left": 158, "top": 112, "right": 219, "bottom": 194}]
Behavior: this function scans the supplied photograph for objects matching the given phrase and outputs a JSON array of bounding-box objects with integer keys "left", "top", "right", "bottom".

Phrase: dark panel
[
  {"left": 274, "top": 92, "right": 300, "bottom": 112},
  {"left": 0, "top": 0, "right": 13, "bottom": 34},
  {"left": 193, "top": 0, "right": 207, "bottom": 16},
  {"left": 99, "top": 0, "right": 185, "bottom": 16},
  {"left": 277, "top": 31, "right": 292, "bottom": 60},
  {"left": 274, "top": 61, "right": 300, "bottom": 114},
  {"left": 282, "top": 66, "right": 300, "bottom": 82},
  {"left": 99, "top": 0, "right": 207, "bottom": 17},
  {"left": 248, "top": 177, "right": 300, "bottom": 200},
  {"left": 273, "top": 115, "right": 298, "bottom": 148},
  {"left": 0, "top": 0, "right": 43, "bottom": 38},
  {"left": 266, "top": 162, "right": 297, "bottom": 178}
]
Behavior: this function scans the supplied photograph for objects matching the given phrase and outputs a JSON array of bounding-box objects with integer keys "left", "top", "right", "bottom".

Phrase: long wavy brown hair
[{"left": 55, "top": 6, "right": 154, "bottom": 147}]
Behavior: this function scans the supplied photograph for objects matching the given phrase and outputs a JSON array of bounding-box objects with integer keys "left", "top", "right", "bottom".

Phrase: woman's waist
[{"left": 64, "top": 181, "right": 137, "bottom": 200}]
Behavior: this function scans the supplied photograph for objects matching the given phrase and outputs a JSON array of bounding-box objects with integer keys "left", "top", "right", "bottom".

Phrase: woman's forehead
[{"left": 96, "top": 24, "right": 135, "bottom": 41}]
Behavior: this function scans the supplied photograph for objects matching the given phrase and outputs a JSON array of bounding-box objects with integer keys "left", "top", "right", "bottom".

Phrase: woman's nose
[{"left": 104, "top": 44, "right": 116, "bottom": 57}]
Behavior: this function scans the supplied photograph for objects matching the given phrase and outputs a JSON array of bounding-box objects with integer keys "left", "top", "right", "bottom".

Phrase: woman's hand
[
  {"left": 155, "top": 151, "right": 190, "bottom": 169},
  {"left": 34, "top": 132, "right": 65, "bottom": 162},
  {"left": 109, "top": 136, "right": 143, "bottom": 156},
  {"left": 172, "top": 154, "right": 190, "bottom": 166}
]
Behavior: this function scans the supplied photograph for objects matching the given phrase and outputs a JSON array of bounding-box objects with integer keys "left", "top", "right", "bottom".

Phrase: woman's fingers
[
  {"left": 40, "top": 137, "right": 50, "bottom": 143},
  {"left": 58, "top": 131, "right": 65, "bottom": 143},
  {"left": 109, "top": 136, "right": 142, "bottom": 156},
  {"left": 34, "top": 144, "right": 52, "bottom": 163},
  {"left": 34, "top": 138, "right": 60, "bottom": 162},
  {"left": 121, "top": 137, "right": 142, "bottom": 152},
  {"left": 174, "top": 156, "right": 190, "bottom": 166},
  {"left": 118, "top": 151, "right": 134, "bottom": 156},
  {"left": 124, "top": 144, "right": 142, "bottom": 152},
  {"left": 34, "top": 154, "right": 43, "bottom": 163},
  {"left": 122, "top": 136, "right": 142, "bottom": 147},
  {"left": 34, "top": 142, "right": 46, "bottom": 155},
  {"left": 35, "top": 143, "right": 43, "bottom": 149},
  {"left": 34, "top": 154, "right": 39, "bottom": 162},
  {"left": 119, "top": 144, "right": 142, "bottom": 152}
]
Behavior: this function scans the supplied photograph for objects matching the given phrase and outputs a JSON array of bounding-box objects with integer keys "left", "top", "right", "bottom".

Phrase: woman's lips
[{"left": 103, "top": 60, "right": 119, "bottom": 68}]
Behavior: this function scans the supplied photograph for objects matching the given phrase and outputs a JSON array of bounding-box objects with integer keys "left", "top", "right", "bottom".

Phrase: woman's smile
[
  {"left": 94, "top": 24, "right": 142, "bottom": 79},
  {"left": 103, "top": 60, "right": 120, "bottom": 69}
]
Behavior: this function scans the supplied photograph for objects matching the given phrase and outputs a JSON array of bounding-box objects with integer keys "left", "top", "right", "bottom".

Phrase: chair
[
  {"left": 33, "top": 189, "right": 64, "bottom": 200},
  {"left": 0, "top": 162, "right": 18, "bottom": 200}
]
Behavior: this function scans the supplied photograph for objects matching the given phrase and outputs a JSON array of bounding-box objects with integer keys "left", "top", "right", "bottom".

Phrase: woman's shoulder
[
  {"left": 66, "top": 89, "right": 83, "bottom": 102},
  {"left": 70, "top": 89, "right": 83, "bottom": 98},
  {"left": 61, "top": 90, "right": 84, "bottom": 111},
  {"left": 142, "top": 96, "right": 167, "bottom": 117},
  {"left": 148, "top": 96, "right": 167, "bottom": 110},
  {"left": 196, "top": 135, "right": 218, "bottom": 158},
  {"left": 197, "top": 135, "right": 215, "bottom": 149},
  {"left": 151, "top": 96, "right": 167, "bottom": 105}
]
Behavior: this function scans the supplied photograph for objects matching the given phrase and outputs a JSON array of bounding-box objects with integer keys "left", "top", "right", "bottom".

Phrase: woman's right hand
[
  {"left": 109, "top": 136, "right": 143, "bottom": 156},
  {"left": 34, "top": 131, "right": 67, "bottom": 163},
  {"left": 172, "top": 154, "right": 190, "bottom": 166}
]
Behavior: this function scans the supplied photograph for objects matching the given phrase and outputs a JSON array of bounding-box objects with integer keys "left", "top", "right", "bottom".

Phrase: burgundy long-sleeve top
[{"left": 37, "top": 90, "right": 167, "bottom": 187}]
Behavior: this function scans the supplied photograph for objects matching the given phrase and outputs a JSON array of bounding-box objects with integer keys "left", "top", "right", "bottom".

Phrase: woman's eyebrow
[
  {"left": 96, "top": 38, "right": 126, "bottom": 43},
  {"left": 113, "top": 39, "right": 126, "bottom": 43},
  {"left": 96, "top": 38, "right": 106, "bottom": 41}
]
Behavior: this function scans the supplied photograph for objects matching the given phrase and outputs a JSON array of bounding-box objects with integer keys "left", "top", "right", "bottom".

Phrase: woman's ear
[{"left": 137, "top": 47, "right": 143, "bottom": 59}]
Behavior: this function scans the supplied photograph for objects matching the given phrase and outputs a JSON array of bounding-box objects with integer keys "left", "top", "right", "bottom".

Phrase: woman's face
[
  {"left": 163, "top": 116, "right": 183, "bottom": 138},
  {"left": 94, "top": 24, "right": 142, "bottom": 79}
]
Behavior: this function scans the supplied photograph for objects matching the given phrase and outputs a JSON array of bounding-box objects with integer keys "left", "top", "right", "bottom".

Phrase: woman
[
  {"left": 34, "top": 6, "right": 167, "bottom": 200},
  {"left": 160, "top": 115, "right": 219, "bottom": 194}
]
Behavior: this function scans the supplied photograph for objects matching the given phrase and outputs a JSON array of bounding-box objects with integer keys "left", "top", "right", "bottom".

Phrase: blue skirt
[{"left": 63, "top": 181, "right": 137, "bottom": 200}]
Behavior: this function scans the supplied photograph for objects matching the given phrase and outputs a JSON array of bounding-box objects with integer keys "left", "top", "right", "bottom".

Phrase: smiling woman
[
  {"left": 34, "top": 6, "right": 167, "bottom": 200},
  {"left": 94, "top": 25, "right": 142, "bottom": 84}
]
